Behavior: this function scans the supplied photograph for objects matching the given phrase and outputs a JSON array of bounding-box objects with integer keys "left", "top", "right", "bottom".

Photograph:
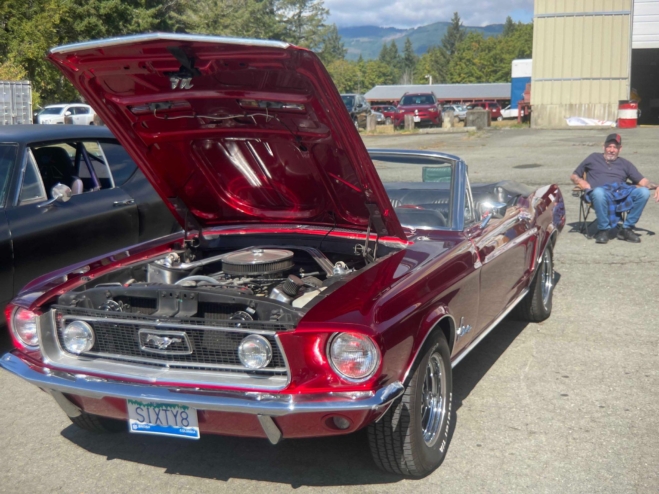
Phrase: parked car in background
[
  {"left": 500, "top": 105, "right": 519, "bottom": 120},
  {"left": 372, "top": 110, "right": 386, "bottom": 124},
  {"left": 466, "top": 101, "right": 502, "bottom": 120},
  {"left": 371, "top": 105, "right": 399, "bottom": 124},
  {"left": 36, "top": 104, "right": 96, "bottom": 125},
  {"left": 395, "top": 92, "right": 441, "bottom": 128},
  {"left": 0, "top": 125, "right": 179, "bottom": 310},
  {"left": 340, "top": 93, "right": 371, "bottom": 129},
  {"left": 1, "top": 34, "right": 565, "bottom": 478},
  {"left": 442, "top": 104, "right": 467, "bottom": 122}
]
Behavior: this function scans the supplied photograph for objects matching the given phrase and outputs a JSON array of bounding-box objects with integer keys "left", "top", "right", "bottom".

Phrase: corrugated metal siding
[
  {"left": 0, "top": 81, "right": 33, "bottom": 125},
  {"left": 634, "top": 0, "right": 659, "bottom": 48},
  {"left": 532, "top": 0, "right": 632, "bottom": 127}
]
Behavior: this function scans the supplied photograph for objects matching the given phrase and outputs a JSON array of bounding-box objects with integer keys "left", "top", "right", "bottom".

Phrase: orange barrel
[{"left": 617, "top": 101, "right": 638, "bottom": 128}]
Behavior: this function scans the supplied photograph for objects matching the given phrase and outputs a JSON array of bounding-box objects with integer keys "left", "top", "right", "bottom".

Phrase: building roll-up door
[{"left": 531, "top": 0, "right": 633, "bottom": 128}]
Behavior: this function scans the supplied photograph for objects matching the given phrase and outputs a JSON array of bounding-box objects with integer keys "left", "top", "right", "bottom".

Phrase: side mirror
[
  {"left": 37, "top": 183, "right": 72, "bottom": 208},
  {"left": 64, "top": 111, "right": 72, "bottom": 116},
  {"left": 478, "top": 201, "right": 507, "bottom": 228}
]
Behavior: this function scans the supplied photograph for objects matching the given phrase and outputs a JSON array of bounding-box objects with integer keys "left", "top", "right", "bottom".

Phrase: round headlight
[
  {"left": 238, "top": 335, "right": 272, "bottom": 369},
  {"left": 12, "top": 308, "right": 39, "bottom": 348},
  {"left": 328, "top": 333, "right": 380, "bottom": 382},
  {"left": 62, "top": 321, "right": 95, "bottom": 354}
]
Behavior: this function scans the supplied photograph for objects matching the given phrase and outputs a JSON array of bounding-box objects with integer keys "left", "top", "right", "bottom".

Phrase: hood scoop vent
[{"left": 222, "top": 249, "right": 294, "bottom": 276}]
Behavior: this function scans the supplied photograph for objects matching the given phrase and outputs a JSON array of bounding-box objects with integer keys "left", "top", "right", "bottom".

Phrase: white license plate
[
  {"left": 413, "top": 116, "right": 421, "bottom": 122},
  {"left": 127, "top": 399, "right": 200, "bottom": 439}
]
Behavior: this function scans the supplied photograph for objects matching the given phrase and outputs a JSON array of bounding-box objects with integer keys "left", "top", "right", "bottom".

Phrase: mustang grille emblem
[
  {"left": 145, "top": 334, "right": 182, "bottom": 349},
  {"left": 138, "top": 329, "right": 193, "bottom": 355}
]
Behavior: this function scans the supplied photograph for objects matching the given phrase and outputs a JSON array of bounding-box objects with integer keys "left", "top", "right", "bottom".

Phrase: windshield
[
  {"left": 341, "top": 95, "right": 355, "bottom": 108},
  {"left": 373, "top": 156, "right": 454, "bottom": 230},
  {"left": 0, "top": 144, "right": 18, "bottom": 207},
  {"left": 400, "top": 95, "right": 436, "bottom": 106},
  {"left": 40, "top": 107, "right": 65, "bottom": 115}
]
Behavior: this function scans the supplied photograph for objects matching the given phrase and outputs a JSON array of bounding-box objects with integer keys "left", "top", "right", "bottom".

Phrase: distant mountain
[{"left": 338, "top": 22, "right": 505, "bottom": 61}]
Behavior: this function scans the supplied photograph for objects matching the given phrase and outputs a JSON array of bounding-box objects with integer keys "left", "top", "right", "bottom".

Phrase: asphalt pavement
[{"left": 0, "top": 127, "right": 657, "bottom": 493}]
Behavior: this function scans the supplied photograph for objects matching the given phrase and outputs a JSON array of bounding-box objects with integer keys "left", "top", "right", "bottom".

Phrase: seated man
[{"left": 571, "top": 133, "right": 656, "bottom": 244}]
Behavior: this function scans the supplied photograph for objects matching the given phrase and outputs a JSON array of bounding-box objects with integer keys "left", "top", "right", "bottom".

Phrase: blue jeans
[{"left": 590, "top": 186, "right": 651, "bottom": 230}]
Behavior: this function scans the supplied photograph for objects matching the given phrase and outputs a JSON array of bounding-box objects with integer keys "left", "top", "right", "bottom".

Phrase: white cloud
[{"left": 324, "top": 0, "right": 534, "bottom": 28}]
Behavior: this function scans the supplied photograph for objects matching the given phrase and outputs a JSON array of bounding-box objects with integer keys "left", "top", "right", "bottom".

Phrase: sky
[{"left": 324, "top": 0, "right": 534, "bottom": 29}]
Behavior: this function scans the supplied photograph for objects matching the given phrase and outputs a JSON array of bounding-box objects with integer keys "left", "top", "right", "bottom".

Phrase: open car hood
[{"left": 48, "top": 33, "right": 405, "bottom": 240}]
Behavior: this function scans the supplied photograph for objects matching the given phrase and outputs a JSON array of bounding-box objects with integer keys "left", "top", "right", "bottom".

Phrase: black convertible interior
[{"left": 385, "top": 181, "right": 533, "bottom": 230}]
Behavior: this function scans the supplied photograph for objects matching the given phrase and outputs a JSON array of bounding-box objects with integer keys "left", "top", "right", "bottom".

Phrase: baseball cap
[{"left": 605, "top": 133, "right": 622, "bottom": 146}]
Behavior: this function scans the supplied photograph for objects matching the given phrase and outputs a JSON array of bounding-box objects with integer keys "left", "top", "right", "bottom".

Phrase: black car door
[
  {"left": 0, "top": 143, "right": 18, "bottom": 306},
  {"left": 99, "top": 141, "right": 179, "bottom": 242},
  {"left": 6, "top": 145, "right": 138, "bottom": 295}
]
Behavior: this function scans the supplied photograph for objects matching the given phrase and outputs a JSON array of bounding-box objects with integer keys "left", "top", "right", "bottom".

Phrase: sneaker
[
  {"left": 617, "top": 228, "right": 641, "bottom": 243},
  {"left": 595, "top": 230, "right": 609, "bottom": 244}
]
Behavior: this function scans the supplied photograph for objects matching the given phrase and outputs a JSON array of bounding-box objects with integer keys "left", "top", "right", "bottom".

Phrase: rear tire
[
  {"left": 368, "top": 333, "right": 452, "bottom": 477},
  {"left": 70, "top": 412, "right": 126, "bottom": 433},
  {"left": 512, "top": 246, "right": 554, "bottom": 322}
]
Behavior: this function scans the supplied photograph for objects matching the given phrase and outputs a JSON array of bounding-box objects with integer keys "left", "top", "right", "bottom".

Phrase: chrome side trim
[
  {"left": 451, "top": 288, "right": 529, "bottom": 368},
  {"left": 50, "top": 33, "right": 290, "bottom": 55},
  {"left": 0, "top": 353, "right": 404, "bottom": 417}
]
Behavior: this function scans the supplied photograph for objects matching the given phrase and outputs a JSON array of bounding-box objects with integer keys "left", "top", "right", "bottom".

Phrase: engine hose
[{"left": 175, "top": 275, "right": 222, "bottom": 286}]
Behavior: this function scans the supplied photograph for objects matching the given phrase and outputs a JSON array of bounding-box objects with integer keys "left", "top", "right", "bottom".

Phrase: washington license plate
[
  {"left": 413, "top": 116, "right": 421, "bottom": 122},
  {"left": 127, "top": 399, "right": 199, "bottom": 439}
]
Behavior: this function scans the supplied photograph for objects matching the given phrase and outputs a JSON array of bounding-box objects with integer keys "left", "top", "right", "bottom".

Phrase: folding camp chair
[{"left": 572, "top": 172, "right": 628, "bottom": 238}]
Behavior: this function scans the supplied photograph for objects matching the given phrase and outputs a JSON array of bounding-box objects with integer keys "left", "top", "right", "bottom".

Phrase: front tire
[
  {"left": 512, "top": 245, "right": 554, "bottom": 322},
  {"left": 368, "top": 333, "right": 453, "bottom": 477},
  {"left": 70, "top": 411, "right": 126, "bottom": 433},
  {"left": 497, "top": 116, "right": 503, "bottom": 121}
]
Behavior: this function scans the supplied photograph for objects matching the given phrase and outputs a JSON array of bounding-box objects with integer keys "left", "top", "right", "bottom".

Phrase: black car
[
  {"left": 340, "top": 93, "right": 371, "bottom": 129},
  {"left": 0, "top": 125, "right": 179, "bottom": 308}
]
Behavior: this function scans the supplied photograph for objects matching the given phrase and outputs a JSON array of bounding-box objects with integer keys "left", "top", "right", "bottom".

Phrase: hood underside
[{"left": 48, "top": 33, "right": 405, "bottom": 240}]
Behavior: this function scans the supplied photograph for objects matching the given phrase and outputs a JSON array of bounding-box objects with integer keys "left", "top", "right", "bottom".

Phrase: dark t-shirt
[{"left": 573, "top": 153, "right": 644, "bottom": 189}]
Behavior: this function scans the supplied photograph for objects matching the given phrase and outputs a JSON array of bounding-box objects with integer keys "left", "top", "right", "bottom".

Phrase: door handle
[{"left": 113, "top": 199, "right": 135, "bottom": 207}]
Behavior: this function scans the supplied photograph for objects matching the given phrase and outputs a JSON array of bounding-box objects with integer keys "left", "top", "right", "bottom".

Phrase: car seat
[{"left": 32, "top": 147, "right": 84, "bottom": 196}]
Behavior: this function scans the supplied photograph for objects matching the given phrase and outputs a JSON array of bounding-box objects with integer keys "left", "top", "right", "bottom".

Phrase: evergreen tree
[
  {"left": 277, "top": 0, "right": 329, "bottom": 50},
  {"left": 402, "top": 37, "right": 417, "bottom": 84},
  {"left": 317, "top": 24, "right": 346, "bottom": 65},
  {"left": 442, "top": 12, "right": 467, "bottom": 58},
  {"left": 502, "top": 16, "right": 516, "bottom": 37}
]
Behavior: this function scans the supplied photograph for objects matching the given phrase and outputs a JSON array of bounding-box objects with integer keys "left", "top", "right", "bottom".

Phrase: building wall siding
[
  {"left": 633, "top": 0, "right": 659, "bottom": 49},
  {"left": 532, "top": 0, "right": 632, "bottom": 127}
]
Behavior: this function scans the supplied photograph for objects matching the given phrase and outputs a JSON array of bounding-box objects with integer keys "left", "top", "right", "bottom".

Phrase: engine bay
[{"left": 57, "top": 237, "right": 392, "bottom": 326}]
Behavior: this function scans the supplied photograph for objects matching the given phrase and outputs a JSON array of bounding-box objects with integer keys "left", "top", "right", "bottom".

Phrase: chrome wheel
[
  {"left": 420, "top": 352, "right": 448, "bottom": 447},
  {"left": 540, "top": 249, "right": 554, "bottom": 309}
]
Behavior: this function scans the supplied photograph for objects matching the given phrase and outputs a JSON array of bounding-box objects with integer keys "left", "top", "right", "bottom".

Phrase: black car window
[
  {"left": 99, "top": 142, "right": 137, "bottom": 186},
  {"left": 19, "top": 153, "right": 47, "bottom": 205},
  {"left": 341, "top": 95, "right": 355, "bottom": 108},
  {"left": 0, "top": 144, "right": 18, "bottom": 208}
]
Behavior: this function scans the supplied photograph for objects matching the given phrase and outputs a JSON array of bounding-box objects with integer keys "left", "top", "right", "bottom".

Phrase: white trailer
[{"left": 0, "top": 81, "right": 33, "bottom": 125}]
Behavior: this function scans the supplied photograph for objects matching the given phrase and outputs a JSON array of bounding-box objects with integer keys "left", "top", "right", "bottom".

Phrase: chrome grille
[{"left": 54, "top": 306, "right": 289, "bottom": 375}]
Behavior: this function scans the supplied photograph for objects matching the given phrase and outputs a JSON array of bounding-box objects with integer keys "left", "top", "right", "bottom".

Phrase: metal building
[
  {"left": 531, "top": 0, "right": 659, "bottom": 127},
  {"left": 364, "top": 83, "right": 511, "bottom": 105}
]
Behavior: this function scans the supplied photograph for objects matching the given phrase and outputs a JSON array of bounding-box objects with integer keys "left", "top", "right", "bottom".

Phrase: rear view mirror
[
  {"left": 37, "top": 183, "right": 72, "bottom": 208},
  {"left": 478, "top": 201, "right": 507, "bottom": 227}
]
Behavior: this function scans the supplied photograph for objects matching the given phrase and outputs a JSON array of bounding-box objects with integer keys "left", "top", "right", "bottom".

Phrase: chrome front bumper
[{"left": 1, "top": 353, "right": 404, "bottom": 443}]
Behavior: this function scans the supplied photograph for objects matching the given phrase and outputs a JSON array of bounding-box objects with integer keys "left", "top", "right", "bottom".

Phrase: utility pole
[{"left": 425, "top": 74, "right": 432, "bottom": 85}]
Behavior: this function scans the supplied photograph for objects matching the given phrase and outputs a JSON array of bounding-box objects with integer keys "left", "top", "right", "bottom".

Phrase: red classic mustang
[{"left": 0, "top": 34, "right": 565, "bottom": 477}]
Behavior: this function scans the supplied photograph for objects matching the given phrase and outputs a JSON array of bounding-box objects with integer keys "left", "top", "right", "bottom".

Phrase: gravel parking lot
[{"left": 1, "top": 127, "right": 657, "bottom": 494}]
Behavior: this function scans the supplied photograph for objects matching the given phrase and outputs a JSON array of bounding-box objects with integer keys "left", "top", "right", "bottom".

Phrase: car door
[
  {"left": 466, "top": 190, "right": 537, "bottom": 332},
  {"left": 99, "top": 140, "right": 179, "bottom": 242},
  {"left": 5, "top": 145, "right": 139, "bottom": 295},
  {"left": 0, "top": 143, "right": 18, "bottom": 306}
]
